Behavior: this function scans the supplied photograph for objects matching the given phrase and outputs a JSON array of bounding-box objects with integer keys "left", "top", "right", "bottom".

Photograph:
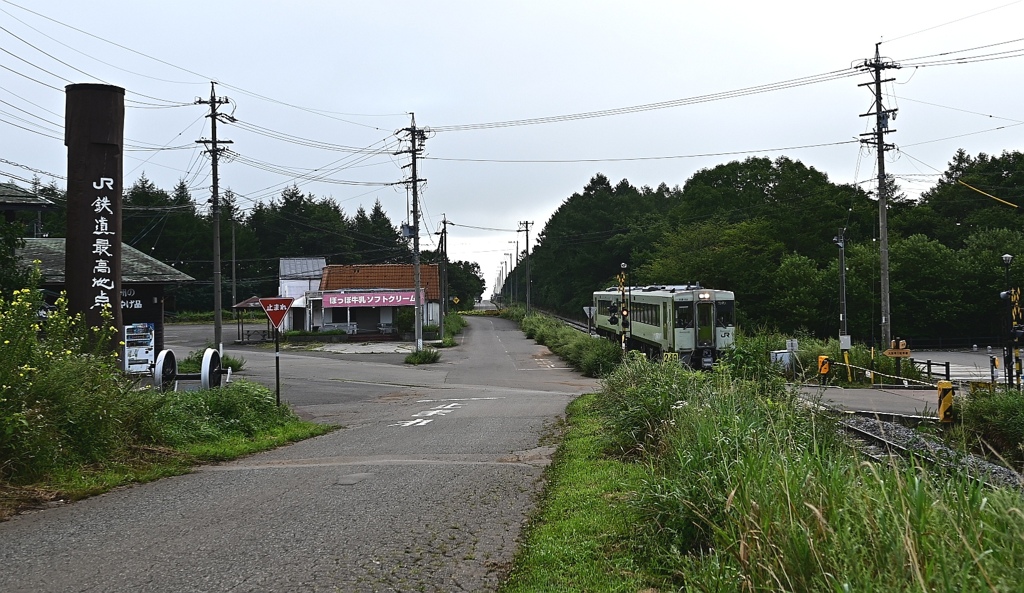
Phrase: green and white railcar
[{"left": 593, "top": 284, "right": 736, "bottom": 369}]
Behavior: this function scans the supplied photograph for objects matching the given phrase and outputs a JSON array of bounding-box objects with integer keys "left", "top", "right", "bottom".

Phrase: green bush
[
  {"left": 518, "top": 313, "right": 621, "bottom": 378},
  {"left": 0, "top": 284, "right": 298, "bottom": 484},
  {"left": 405, "top": 347, "right": 441, "bottom": 365},
  {"left": 149, "top": 380, "right": 297, "bottom": 446},
  {"left": 166, "top": 310, "right": 215, "bottom": 323},
  {"left": 443, "top": 312, "right": 467, "bottom": 337},
  {"left": 177, "top": 347, "right": 246, "bottom": 374},
  {"left": 395, "top": 307, "right": 415, "bottom": 333},
  {"left": 959, "top": 389, "right": 1024, "bottom": 465},
  {"left": 0, "top": 287, "right": 132, "bottom": 480}
]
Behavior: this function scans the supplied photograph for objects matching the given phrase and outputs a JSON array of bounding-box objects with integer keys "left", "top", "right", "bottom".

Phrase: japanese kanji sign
[
  {"left": 322, "top": 290, "right": 426, "bottom": 308},
  {"left": 259, "top": 297, "right": 295, "bottom": 329},
  {"left": 65, "top": 83, "right": 125, "bottom": 333}
]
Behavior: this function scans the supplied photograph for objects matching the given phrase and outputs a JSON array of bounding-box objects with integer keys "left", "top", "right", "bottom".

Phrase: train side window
[
  {"left": 675, "top": 303, "right": 693, "bottom": 328},
  {"left": 716, "top": 300, "right": 735, "bottom": 327}
]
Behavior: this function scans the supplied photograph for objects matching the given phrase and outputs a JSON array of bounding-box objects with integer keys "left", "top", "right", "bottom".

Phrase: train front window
[
  {"left": 675, "top": 302, "right": 693, "bottom": 328},
  {"left": 697, "top": 302, "right": 714, "bottom": 345},
  {"left": 716, "top": 300, "right": 735, "bottom": 327}
]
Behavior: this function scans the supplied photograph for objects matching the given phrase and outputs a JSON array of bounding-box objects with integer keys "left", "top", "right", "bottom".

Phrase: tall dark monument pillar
[{"left": 65, "top": 83, "right": 125, "bottom": 335}]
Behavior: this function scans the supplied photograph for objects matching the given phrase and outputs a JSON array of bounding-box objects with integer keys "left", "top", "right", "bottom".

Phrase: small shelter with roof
[
  {"left": 306, "top": 264, "right": 441, "bottom": 336},
  {"left": 231, "top": 295, "right": 273, "bottom": 343},
  {"left": 0, "top": 182, "right": 56, "bottom": 232}
]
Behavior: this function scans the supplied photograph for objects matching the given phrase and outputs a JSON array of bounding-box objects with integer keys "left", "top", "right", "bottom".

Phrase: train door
[
  {"left": 662, "top": 302, "right": 668, "bottom": 340},
  {"left": 696, "top": 301, "right": 714, "bottom": 346}
]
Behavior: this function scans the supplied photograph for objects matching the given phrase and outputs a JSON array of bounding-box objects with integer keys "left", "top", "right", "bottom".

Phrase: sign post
[
  {"left": 259, "top": 297, "right": 294, "bottom": 406},
  {"left": 583, "top": 306, "right": 595, "bottom": 335}
]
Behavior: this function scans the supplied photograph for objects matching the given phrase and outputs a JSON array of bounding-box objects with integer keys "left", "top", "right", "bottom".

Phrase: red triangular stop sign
[{"left": 259, "top": 297, "right": 294, "bottom": 329}]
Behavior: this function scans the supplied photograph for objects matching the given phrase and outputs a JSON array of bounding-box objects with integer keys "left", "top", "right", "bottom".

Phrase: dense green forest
[
  {"left": 505, "top": 148, "right": 1024, "bottom": 347},
  {"left": 5, "top": 146, "right": 1023, "bottom": 347},
  {"left": 3, "top": 178, "right": 485, "bottom": 311}
]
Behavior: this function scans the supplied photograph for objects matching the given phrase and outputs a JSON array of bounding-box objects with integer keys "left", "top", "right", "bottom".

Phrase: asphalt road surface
[
  {"left": 802, "top": 349, "right": 999, "bottom": 416},
  {"left": 0, "top": 316, "right": 598, "bottom": 592}
]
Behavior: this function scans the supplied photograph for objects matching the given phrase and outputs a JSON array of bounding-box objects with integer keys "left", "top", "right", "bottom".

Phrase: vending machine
[{"left": 124, "top": 322, "right": 155, "bottom": 373}]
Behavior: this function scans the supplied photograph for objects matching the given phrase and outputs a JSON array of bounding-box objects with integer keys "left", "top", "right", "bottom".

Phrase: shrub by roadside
[
  {"left": 510, "top": 311, "right": 621, "bottom": 378},
  {"left": 0, "top": 286, "right": 330, "bottom": 519}
]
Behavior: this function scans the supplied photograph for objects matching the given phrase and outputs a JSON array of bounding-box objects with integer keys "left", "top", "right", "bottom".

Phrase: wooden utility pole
[
  {"left": 196, "top": 82, "right": 232, "bottom": 354},
  {"left": 397, "top": 115, "right": 427, "bottom": 351},
  {"left": 438, "top": 214, "right": 448, "bottom": 340},
  {"left": 859, "top": 44, "right": 898, "bottom": 347},
  {"left": 519, "top": 220, "right": 532, "bottom": 314}
]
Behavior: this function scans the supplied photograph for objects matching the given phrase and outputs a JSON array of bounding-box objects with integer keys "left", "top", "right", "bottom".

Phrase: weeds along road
[{"left": 0, "top": 316, "right": 598, "bottom": 593}]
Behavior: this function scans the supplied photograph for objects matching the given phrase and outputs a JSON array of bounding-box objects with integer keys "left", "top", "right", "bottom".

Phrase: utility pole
[
  {"left": 196, "top": 82, "right": 233, "bottom": 354},
  {"left": 519, "top": 221, "right": 532, "bottom": 314},
  {"left": 397, "top": 114, "right": 427, "bottom": 351},
  {"left": 438, "top": 215, "right": 448, "bottom": 340},
  {"left": 859, "top": 44, "right": 898, "bottom": 348},
  {"left": 834, "top": 228, "right": 848, "bottom": 337},
  {"left": 508, "top": 240, "right": 518, "bottom": 305}
]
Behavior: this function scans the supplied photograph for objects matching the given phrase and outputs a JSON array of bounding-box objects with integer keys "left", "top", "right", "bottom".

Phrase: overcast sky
[{"left": 3, "top": 1, "right": 1023, "bottom": 294}]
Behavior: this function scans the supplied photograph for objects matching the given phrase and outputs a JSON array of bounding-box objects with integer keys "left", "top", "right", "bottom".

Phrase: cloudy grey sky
[{"left": 3, "top": 1, "right": 1023, "bottom": 293}]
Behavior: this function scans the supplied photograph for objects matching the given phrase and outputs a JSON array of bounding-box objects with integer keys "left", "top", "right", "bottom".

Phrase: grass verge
[
  {"left": 1, "top": 418, "right": 331, "bottom": 520},
  {"left": 500, "top": 395, "right": 661, "bottom": 592}
]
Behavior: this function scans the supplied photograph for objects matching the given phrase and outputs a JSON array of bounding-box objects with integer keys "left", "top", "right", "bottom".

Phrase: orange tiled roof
[{"left": 319, "top": 264, "right": 440, "bottom": 300}]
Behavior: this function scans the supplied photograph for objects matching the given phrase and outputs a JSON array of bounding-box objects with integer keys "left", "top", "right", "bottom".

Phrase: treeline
[
  {"left": 6, "top": 177, "right": 485, "bottom": 311},
  {"left": 512, "top": 148, "right": 1024, "bottom": 346}
]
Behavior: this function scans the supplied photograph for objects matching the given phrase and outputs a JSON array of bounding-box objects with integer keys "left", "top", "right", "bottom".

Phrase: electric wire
[
  {"left": 424, "top": 140, "right": 859, "bottom": 164},
  {"left": 0, "top": 157, "right": 64, "bottom": 180},
  {"left": 432, "top": 68, "right": 860, "bottom": 132}
]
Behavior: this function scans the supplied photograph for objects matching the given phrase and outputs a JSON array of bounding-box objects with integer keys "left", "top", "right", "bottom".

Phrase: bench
[{"left": 242, "top": 329, "right": 270, "bottom": 342}]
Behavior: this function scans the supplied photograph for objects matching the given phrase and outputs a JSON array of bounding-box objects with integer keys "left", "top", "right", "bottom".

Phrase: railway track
[{"left": 837, "top": 412, "right": 1019, "bottom": 490}]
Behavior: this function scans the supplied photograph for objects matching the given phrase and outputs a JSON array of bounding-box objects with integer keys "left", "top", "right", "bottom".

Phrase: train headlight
[{"left": 698, "top": 292, "right": 711, "bottom": 300}]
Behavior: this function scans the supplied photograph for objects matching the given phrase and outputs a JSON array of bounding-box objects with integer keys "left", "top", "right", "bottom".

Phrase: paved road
[
  {"left": 803, "top": 349, "right": 999, "bottom": 416},
  {"left": 0, "top": 316, "right": 598, "bottom": 592}
]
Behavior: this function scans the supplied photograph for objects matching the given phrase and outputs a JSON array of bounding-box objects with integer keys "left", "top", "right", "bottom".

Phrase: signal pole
[
  {"left": 397, "top": 115, "right": 427, "bottom": 351},
  {"left": 859, "top": 43, "right": 899, "bottom": 348},
  {"left": 196, "top": 82, "right": 233, "bottom": 354}
]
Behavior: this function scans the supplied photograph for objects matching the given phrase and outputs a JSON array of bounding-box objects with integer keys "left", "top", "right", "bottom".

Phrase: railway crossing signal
[
  {"left": 608, "top": 302, "right": 619, "bottom": 325},
  {"left": 621, "top": 307, "right": 630, "bottom": 329}
]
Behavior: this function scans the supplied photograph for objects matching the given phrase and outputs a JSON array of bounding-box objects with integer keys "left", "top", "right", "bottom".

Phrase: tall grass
[{"left": 595, "top": 355, "right": 1024, "bottom": 591}]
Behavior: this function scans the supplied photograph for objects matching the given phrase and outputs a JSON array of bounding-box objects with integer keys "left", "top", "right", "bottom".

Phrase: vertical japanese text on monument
[{"left": 90, "top": 177, "right": 115, "bottom": 310}]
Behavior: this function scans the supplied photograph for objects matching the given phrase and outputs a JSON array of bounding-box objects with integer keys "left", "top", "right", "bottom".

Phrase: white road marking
[
  {"left": 415, "top": 397, "right": 503, "bottom": 403},
  {"left": 390, "top": 419, "right": 433, "bottom": 427}
]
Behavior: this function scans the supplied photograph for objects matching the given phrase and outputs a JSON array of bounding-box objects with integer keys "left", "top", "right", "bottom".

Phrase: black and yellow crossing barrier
[{"left": 938, "top": 380, "right": 955, "bottom": 423}]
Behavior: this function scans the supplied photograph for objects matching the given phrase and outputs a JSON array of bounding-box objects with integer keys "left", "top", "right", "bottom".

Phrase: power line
[
  {"left": 0, "top": 157, "right": 64, "bottom": 179},
  {"left": 424, "top": 140, "right": 859, "bottom": 164},
  {"left": 431, "top": 68, "right": 860, "bottom": 132}
]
